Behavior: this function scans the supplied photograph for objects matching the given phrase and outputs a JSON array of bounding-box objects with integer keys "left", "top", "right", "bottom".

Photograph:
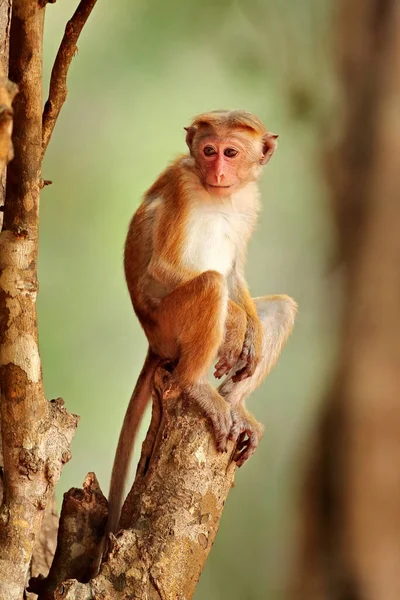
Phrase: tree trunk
[
  {"left": 0, "top": 2, "right": 79, "bottom": 598},
  {"left": 0, "top": 0, "right": 12, "bottom": 503},
  {"left": 291, "top": 2, "right": 400, "bottom": 599}
]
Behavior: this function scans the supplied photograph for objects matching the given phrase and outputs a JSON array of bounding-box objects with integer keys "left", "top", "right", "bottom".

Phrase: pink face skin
[{"left": 196, "top": 135, "right": 263, "bottom": 198}]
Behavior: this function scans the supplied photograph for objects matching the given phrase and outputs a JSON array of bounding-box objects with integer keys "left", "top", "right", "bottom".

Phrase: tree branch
[
  {"left": 0, "top": 2, "right": 78, "bottom": 597},
  {"left": 42, "top": 0, "right": 97, "bottom": 156},
  {"left": 0, "top": 0, "right": 13, "bottom": 511},
  {"left": 53, "top": 367, "right": 238, "bottom": 599}
]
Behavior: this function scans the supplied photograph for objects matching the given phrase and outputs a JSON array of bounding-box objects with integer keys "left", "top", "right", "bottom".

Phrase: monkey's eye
[
  {"left": 224, "top": 148, "right": 238, "bottom": 158},
  {"left": 203, "top": 146, "right": 217, "bottom": 157}
]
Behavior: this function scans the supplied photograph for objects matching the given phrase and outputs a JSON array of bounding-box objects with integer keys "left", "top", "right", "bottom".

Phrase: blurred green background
[{"left": 39, "top": 1, "right": 337, "bottom": 598}]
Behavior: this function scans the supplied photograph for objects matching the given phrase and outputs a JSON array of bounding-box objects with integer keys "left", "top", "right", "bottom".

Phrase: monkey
[{"left": 108, "top": 110, "right": 297, "bottom": 534}]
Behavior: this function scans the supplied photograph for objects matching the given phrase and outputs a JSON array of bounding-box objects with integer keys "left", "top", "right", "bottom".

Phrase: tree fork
[{"left": 51, "top": 367, "right": 238, "bottom": 600}]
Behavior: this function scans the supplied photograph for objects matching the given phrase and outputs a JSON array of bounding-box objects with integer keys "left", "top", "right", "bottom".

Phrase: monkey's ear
[
  {"left": 260, "top": 132, "right": 278, "bottom": 165},
  {"left": 184, "top": 126, "right": 196, "bottom": 154}
]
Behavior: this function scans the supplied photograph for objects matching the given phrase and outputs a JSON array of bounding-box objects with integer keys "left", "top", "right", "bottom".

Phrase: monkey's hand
[
  {"left": 232, "top": 318, "right": 262, "bottom": 382},
  {"left": 229, "top": 406, "right": 264, "bottom": 467},
  {"left": 214, "top": 338, "right": 243, "bottom": 379}
]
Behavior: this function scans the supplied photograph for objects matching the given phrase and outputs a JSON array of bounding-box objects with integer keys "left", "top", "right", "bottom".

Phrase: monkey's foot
[
  {"left": 229, "top": 407, "right": 264, "bottom": 467},
  {"left": 217, "top": 408, "right": 233, "bottom": 452},
  {"left": 205, "top": 394, "right": 233, "bottom": 453},
  {"left": 187, "top": 384, "right": 232, "bottom": 452}
]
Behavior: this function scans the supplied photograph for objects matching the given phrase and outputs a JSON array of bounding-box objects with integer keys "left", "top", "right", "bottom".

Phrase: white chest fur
[{"left": 182, "top": 184, "right": 260, "bottom": 276}]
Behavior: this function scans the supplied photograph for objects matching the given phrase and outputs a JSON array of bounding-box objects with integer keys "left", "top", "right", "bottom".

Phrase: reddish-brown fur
[{"left": 108, "top": 110, "right": 297, "bottom": 534}]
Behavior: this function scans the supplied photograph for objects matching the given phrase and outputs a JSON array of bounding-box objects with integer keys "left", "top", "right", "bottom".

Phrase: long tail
[{"left": 107, "top": 348, "right": 159, "bottom": 534}]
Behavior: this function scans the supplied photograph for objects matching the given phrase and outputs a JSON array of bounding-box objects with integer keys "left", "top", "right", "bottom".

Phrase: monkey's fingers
[
  {"left": 232, "top": 342, "right": 259, "bottom": 381},
  {"left": 214, "top": 358, "right": 230, "bottom": 379},
  {"left": 214, "top": 353, "right": 237, "bottom": 378},
  {"left": 232, "top": 359, "right": 256, "bottom": 382}
]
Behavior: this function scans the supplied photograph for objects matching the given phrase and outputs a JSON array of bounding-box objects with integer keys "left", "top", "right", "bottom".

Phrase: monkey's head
[{"left": 185, "top": 110, "right": 278, "bottom": 198}]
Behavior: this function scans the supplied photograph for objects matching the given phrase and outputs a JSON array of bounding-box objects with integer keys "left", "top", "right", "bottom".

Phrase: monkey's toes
[
  {"left": 234, "top": 438, "right": 257, "bottom": 467},
  {"left": 229, "top": 410, "right": 264, "bottom": 467},
  {"left": 211, "top": 403, "right": 232, "bottom": 453}
]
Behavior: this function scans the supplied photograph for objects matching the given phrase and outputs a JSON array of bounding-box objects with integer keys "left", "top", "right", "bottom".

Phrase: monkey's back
[{"left": 124, "top": 196, "right": 160, "bottom": 322}]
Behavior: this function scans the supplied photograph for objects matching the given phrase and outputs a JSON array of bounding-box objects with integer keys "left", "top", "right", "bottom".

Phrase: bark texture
[
  {"left": 28, "top": 494, "right": 59, "bottom": 600},
  {"left": 292, "top": 1, "right": 400, "bottom": 599},
  {"left": 0, "top": 0, "right": 15, "bottom": 229},
  {"left": 0, "top": 0, "right": 12, "bottom": 70},
  {"left": 0, "top": 66, "right": 15, "bottom": 175},
  {"left": 53, "top": 368, "right": 237, "bottom": 600},
  {"left": 0, "top": 2, "right": 78, "bottom": 598},
  {"left": 0, "top": 0, "right": 12, "bottom": 509},
  {"left": 29, "top": 473, "right": 108, "bottom": 600}
]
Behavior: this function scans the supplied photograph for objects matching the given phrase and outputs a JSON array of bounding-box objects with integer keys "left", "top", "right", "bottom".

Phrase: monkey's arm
[{"left": 147, "top": 195, "right": 201, "bottom": 289}]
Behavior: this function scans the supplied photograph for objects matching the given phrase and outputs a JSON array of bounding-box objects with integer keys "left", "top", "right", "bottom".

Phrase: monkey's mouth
[{"left": 208, "top": 184, "right": 233, "bottom": 189}]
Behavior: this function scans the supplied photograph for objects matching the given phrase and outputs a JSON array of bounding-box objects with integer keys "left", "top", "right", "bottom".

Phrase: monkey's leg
[
  {"left": 218, "top": 294, "right": 297, "bottom": 465},
  {"left": 214, "top": 300, "right": 247, "bottom": 379},
  {"left": 154, "top": 270, "right": 232, "bottom": 450}
]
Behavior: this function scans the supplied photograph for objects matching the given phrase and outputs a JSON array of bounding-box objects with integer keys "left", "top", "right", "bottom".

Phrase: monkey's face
[{"left": 194, "top": 132, "right": 266, "bottom": 198}]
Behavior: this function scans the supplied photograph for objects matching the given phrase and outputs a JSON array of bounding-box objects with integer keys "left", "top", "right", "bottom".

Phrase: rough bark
[
  {"left": 0, "top": 2, "right": 78, "bottom": 598},
  {"left": 0, "top": 65, "right": 15, "bottom": 175},
  {"left": 27, "top": 494, "right": 59, "bottom": 600},
  {"left": 292, "top": 2, "right": 400, "bottom": 599},
  {"left": 0, "top": 0, "right": 12, "bottom": 70},
  {"left": 29, "top": 473, "right": 108, "bottom": 600},
  {"left": 52, "top": 368, "right": 238, "bottom": 600},
  {"left": 0, "top": 0, "right": 12, "bottom": 226},
  {"left": 0, "top": 0, "right": 12, "bottom": 510}
]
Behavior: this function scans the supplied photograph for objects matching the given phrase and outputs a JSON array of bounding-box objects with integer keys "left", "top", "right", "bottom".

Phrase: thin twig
[{"left": 42, "top": 0, "right": 97, "bottom": 156}]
